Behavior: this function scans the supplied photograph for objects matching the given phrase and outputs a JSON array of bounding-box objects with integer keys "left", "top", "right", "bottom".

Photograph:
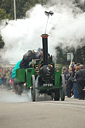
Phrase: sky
[{"left": 0, "top": 0, "right": 85, "bottom": 63}]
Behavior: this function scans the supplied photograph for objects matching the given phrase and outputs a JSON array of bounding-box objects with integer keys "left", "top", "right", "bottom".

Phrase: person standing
[
  {"left": 75, "top": 66, "right": 85, "bottom": 100},
  {"left": 0, "top": 75, "right": 2, "bottom": 87},
  {"left": 66, "top": 69, "right": 73, "bottom": 97}
]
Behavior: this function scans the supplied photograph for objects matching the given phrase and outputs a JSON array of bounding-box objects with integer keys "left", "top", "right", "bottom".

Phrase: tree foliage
[
  {"left": 0, "top": 0, "right": 85, "bottom": 19},
  {"left": 0, "top": 36, "right": 4, "bottom": 48},
  {"left": 0, "top": 8, "right": 10, "bottom": 20},
  {"left": 74, "top": 0, "right": 85, "bottom": 11},
  {"left": 56, "top": 44, "right": 85, "bottom": 65},
  {"left": 0, "top": 0, "right": 47, "bottom": 49},
  {"left": 0, "top": 0, "right": 47, "bottom": 19}
]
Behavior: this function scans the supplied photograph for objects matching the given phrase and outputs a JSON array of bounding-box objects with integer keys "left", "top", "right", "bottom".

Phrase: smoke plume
[{"left": 0, "top": 1, "right": 85, "bottom": 63}]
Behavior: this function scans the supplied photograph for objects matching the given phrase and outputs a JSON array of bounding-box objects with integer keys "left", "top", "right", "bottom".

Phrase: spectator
[
  {"left": 2, "top": 69, "right": 7, "bottom": 87},
  {"left": 5, "top": 69, "right": 11, "bottom": 89},
  {"left": 75, "top": 63, "right": 80, "bottom": 71},
  {"left": 75, "top": 65, "right": 85, "bottom": 100},
  {"left": 72, "top": 68, "right": 78, "bottom": 99},
  {"left": 0, "top": 75, "right": 2, "bottom": 87},
  {"left": 66, "top": 69, "right": 73, "bottom": 97},
  {"left": 62, "top": 67, "right": 68, "bottom": 96},
  {"left": 69, "top": 61, "right": 76, "bottom": 70}
]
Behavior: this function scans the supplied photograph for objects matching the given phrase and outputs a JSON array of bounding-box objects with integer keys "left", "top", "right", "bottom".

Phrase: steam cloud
[
  {"left": 0, "top": 0, "right": 85, "bottom": 63},
  {"left": 0, "top": 88, "right": 32, "bottom": 102}
]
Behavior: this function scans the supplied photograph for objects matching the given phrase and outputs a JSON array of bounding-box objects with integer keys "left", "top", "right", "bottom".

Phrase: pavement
[{"left": 0, "top": 87, "right": 85, "bottom": 128}]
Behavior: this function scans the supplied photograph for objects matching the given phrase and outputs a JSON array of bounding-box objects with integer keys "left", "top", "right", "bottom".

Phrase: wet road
[{"left": 0, "top": 88, "right": 85, "bottom": 128}]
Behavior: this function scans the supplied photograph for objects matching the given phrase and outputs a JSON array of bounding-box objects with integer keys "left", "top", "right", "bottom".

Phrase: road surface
[{"left": 0, "top": 88, "right": 85, "bottom": 128}]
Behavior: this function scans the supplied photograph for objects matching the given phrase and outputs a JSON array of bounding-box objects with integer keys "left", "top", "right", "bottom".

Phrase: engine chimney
[{"left": 41, "top": 34, "right": 49, "bottom": 65}]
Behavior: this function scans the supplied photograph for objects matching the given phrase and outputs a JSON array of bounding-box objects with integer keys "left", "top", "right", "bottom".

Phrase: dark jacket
[
  {"left": 75, "top": 69, "right": 85, "bottom": 81},
  {"left": 20, "top": 50, "right": 36, "bottom": 69}
]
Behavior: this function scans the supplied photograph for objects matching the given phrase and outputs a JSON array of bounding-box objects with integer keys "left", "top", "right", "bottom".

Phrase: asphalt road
[{"left": 0, "top": 88, "right": 85, "bottom": 128}]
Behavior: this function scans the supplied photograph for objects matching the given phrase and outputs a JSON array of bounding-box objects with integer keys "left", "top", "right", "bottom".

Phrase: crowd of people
[
  {"left": 62, "top": 62, "right": 85, "bottom": 100},
  {"left": 0, "top": 57, "right": 85, "bottom": 100},
  {"left": 0, "top": 68, "right": 13, "bottom": 90}
]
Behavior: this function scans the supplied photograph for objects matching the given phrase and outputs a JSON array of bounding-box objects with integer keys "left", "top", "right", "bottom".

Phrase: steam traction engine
[{"left": 16, "top": 34, "right": 65, "bottom": 101}]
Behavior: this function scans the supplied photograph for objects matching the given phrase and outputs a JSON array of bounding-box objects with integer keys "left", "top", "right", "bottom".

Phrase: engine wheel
[
  {"left": 35, "top": 75, "right": 39, "bottom": 99},
  {"left": 60, "top": 74, "right": 66, "bottom": 101},
  {"left": 54, "top": 89, "right": 60, "bottom": 101},
  {"left": 31, "top": 75, "right": 36, "bottom": 102},
  {"left": 17, "top": 84, "right": 22, "bottom": 95}
]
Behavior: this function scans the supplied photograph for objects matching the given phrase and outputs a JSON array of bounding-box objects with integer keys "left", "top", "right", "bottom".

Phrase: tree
[
  {"left": 0, "top": 36, "right": 4, "bottom": 48},
  {"left": 56, "top": 43, "right": 65, "bottom": 64},
  {"left": 74, "top": 0, "right": 85, "bottom": 12},
  {"left": 81, "top": 46, "right": 85, "bottom": 64},
  {"left": 75, "top": 46, "right": 85, "bottom": 64},
  {"left": 0, "top": 8, "right": 10, "bottom": 21},
  {"left": 55, "top": 43, "right": 85, "bottom": 66},
  {"left": 23, "top": 0, "right": 47, "bottom": 17}
]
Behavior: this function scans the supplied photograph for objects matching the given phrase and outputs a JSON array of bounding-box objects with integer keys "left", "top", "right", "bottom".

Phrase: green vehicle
[{"left": 15, "top": 34, "right": 66, "bottom": 101}]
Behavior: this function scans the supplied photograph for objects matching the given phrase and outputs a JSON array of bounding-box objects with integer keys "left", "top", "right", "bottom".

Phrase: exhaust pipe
[{"left": 41, "top": 34, "right": 49, "bottom": 65}]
